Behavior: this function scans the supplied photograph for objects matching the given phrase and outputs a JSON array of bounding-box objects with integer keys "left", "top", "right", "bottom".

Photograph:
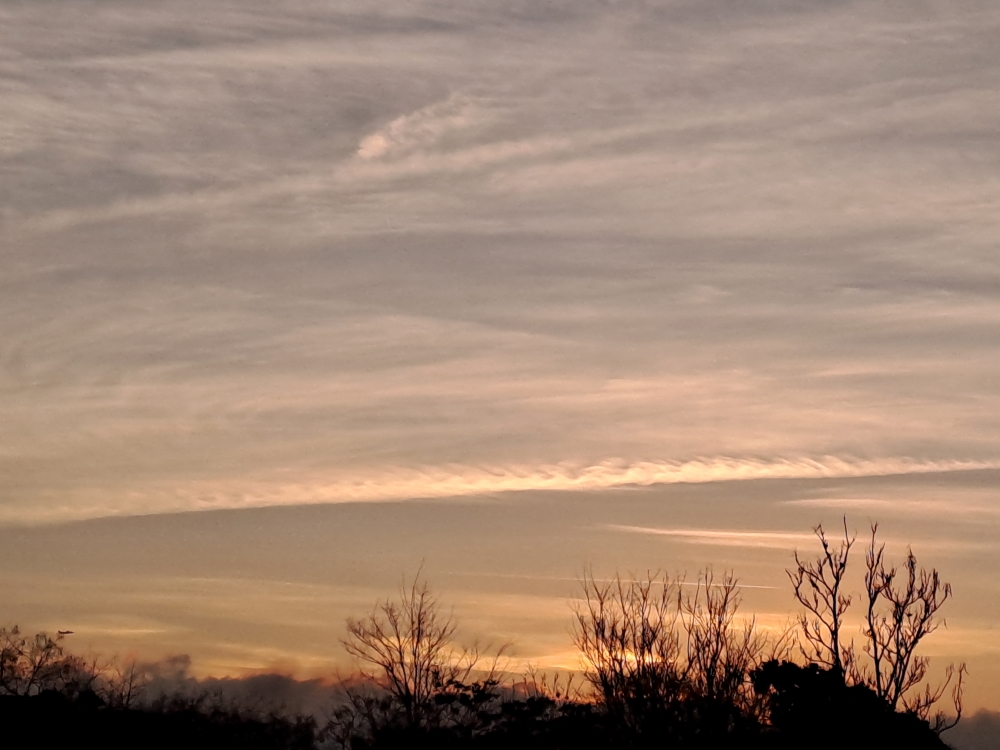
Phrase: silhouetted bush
[{"left": 753, "top": 660, "right": 948, "bottom": 749}]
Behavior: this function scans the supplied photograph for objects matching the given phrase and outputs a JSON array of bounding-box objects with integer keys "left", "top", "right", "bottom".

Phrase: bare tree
[
  {"left": 681, "top": 570, "right": 769, "bottom": 712},
  {"left": 573, "top": 567, "right": 781, "bottom": 742},
  {"left": 0, "top": 625, "right": 147, "bottom": 704},
  {"left": 572, "top": 569, "right": 687, "bottom": 729},
  {"left": 856, "top": 524, "right": 965, "bottom": 728},
  {"left": 789, "top": 520, "right": 964, "bottom": 732},
  {"left": 788, "top": 519, "right": 854, "bottom": 674},
  {"left": 340, "top": 571, "right": 504, "bottom": 732},
  {"left": 105, "top": 658, "right": 149, "bottom": 709},
  {"left": 0, "top": 626, "right": 72, "bottom": 696}
]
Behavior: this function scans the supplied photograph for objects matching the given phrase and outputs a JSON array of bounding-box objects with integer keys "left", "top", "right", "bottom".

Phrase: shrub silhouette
[{"left": 753, "top": 660, "right": 948, "bottom": 749}]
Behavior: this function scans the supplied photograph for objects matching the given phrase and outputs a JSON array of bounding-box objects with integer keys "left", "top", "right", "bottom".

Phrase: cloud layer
[{"left": 2, "top": 0, "right": 999, "bottom": 526}]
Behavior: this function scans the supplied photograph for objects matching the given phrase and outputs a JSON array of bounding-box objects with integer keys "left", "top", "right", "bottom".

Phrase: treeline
[
  {"left": 1, "top": 521, "right": 966, "bottom": 749},
  {"left": 0, "top": 627, "right": 317, "bottom": 748}
]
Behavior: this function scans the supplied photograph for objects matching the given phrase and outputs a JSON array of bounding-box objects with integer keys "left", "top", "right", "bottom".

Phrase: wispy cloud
[
  {"left": 4, "top": 0, "right": 1000, "bottom": 533},
  {"left": 607, "top": 525, "right": 816, "bottom": 550},
  {"left": 4, "top": 454, "right": 999, "bottom": 526},
  {"left": 606, "top": 521, "right": 995, "bottom": 556},
  {"left": 783, "top": 497, "right": 1000, "bottom": 517}
]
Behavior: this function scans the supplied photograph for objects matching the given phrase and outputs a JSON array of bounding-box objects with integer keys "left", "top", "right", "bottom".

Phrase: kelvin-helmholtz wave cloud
[{"left": 2, "top": 0, "right": 1000, "bottom": 525}]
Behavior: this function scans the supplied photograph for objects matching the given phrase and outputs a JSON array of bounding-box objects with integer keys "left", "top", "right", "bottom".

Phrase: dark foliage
[
  {"left": 753, "top": 660, "right": 949, "bottom": 750},
  {"left": 0, "top": 689, "right": 316, "bottom": 750},
  {"left": 339, "top": 695, "right": 761, "bottom": 750},
  {"left": 332, "top": 674, "right": 952, "bottom": 750}
]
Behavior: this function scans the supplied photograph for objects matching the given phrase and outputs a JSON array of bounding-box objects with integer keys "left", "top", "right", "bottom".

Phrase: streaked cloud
[
  {"left": 783, "top": 496, "right": 1000, "bottom": 517},
  {"left": 607, "top": 525, "right": 816, "bottom": 550},
  {"left": 610, "top": 522, "right": 994, "bottom": 556},
  {"left": 4, "top": 454, "right": 1000, "bottom": 526}
]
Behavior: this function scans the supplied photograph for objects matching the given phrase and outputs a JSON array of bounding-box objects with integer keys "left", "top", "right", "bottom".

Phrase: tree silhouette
[
  {"left": 105, "top": 658, "right": 149, "bottom": 709},
  {"left": 329, "top": 571, "right": 506, "bottom": 747},
  {"left": 0, "top": 626, "right": 77, "bottom": 696},
  {"left": 788, "top": 519, "right": 964, "bottom": 734},
  {"left": 572, "top": 569, "right": 686, "bottom": 735},
  {"left": 572, "top": 568, "right": 780, "bottom": 746},
  {"left": 856, "top": 523, "right": 965, "bottom": 730},
  {"left": 787, "top": 520, "right": 854, "bottom": 674},
  {"left": 681, "top": 569, "right": 770, "bottom": 714}
]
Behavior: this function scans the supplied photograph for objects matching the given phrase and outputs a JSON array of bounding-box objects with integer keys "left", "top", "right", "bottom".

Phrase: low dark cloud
[
  {"left": 946, "top": 710, "right": 1000, "bottom": 750},
  {"left": 141, "top": 654, "right": 343, "bottom": 719}
]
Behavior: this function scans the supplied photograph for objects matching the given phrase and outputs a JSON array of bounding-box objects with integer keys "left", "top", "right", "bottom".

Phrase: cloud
[
  {"left": 4, "top": 454, "right": 999, "bottom": 526},
  {"left": 607, "top": 522, "right": 994, "bottom": 556},
  {"left": 783, "top": 497, "right": 1000, "bottom": 517},
  {"left": 3, "top": 0, "right": 1000, "bottom": 531},
  {"left": 944, "top": 710, "right": 1000, "bottom": 750},
  {"left": 356, "top": 94, "right": 484, "bottom": 160},
  {"left": 607, "top": 525, "right": 816, "bottom": 550},
  {"left": 139, "top": 654, "right": 344, "bottom": 718}
]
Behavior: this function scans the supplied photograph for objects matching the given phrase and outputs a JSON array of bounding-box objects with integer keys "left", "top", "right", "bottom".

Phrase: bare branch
[{"left": 787, "top": 518, "right": 855, "bottom": 675}]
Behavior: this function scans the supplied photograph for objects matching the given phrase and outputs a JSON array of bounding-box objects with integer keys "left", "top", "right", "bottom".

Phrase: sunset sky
[{"left": 2, "top": 0, "right": 1000, "bottom": 712}]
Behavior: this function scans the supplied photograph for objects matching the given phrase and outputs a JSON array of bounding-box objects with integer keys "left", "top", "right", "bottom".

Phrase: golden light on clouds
[{"left": 5, "top": 455, "right": 1000, "bottom": 525}]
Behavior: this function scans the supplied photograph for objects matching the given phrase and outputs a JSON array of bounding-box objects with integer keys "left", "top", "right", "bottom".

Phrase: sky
[{"left": 2, "top": 0, "right": 1000, "bottom": 715}]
